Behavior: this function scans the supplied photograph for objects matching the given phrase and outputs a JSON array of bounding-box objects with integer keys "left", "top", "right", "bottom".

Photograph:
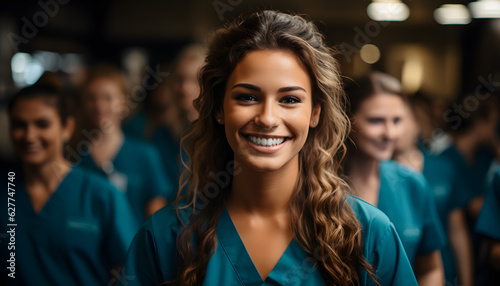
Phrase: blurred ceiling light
[
  {"left": 367, "top": 0, "right": 410, "bottom": 22},
  {"left": 360, "top": 44, "right": 381, "bottom": 64},
  {"left": 434, "top": 4, "right": 471, "bottom": 25},
  {"left": 401, "top": 54, "right": 423, "bottom": 95},
  {"left": 469, "top": 0, "right": 500, "bottom": 18}
]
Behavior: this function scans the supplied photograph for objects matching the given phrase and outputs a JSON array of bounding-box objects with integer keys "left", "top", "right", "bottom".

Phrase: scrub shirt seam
[
  {"left": 216, "top": 235, "right": 246, "bottom": 286},
  {"left": 150, "top": 220, "right": 166, "bottom": 283},
  {"left": 371, "top": 224, "right": 395, "bottom": 260}
]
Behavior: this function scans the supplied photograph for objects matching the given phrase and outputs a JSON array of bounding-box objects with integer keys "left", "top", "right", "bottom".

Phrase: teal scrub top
[
  {"left": 79, "top": 135, "right": 175, "bottom": 223},
  {"left": 123, "top": 111, "right": 186, "bottom": 186},
  {"left": 0, "top": 166, "right": 138, "bottom": 286},
  {"left": 150, "top": 126, "right": 187, "bottom": 186},
  {"left": 122, "top": 111, "right": 147, "bottom": 139},
  {"left": 116, "top": 197, "right": 417, "bottom": 285},
  {"left": 377, "top": 160, "right": 446, "bottom": 264},
  {"left": 422, "top": 145, "right": 494, "bottom": 283},
  {"left": 476, "top": 167, "right": 500, "bottom": 240}
]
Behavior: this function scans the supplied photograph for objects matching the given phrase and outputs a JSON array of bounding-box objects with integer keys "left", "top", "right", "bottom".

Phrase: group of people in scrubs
[{"left": 2, "top": 8, "right": 500, "bottom": 286}]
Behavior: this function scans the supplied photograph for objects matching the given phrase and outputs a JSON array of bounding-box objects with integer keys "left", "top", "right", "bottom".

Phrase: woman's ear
[
  {"left": 310, "top": 104, "right": 321, "bottom": 128},
  {"left": 63, "top": 116, "right": 75, "bottom": 143},
  {"left": 215, "top": 108, "right": 224, "bottom": 125}
]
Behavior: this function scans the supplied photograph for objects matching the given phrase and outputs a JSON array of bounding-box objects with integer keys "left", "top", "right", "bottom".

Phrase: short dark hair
[{"left": 8, "top": 84, "right": 70, "bottom": 125}]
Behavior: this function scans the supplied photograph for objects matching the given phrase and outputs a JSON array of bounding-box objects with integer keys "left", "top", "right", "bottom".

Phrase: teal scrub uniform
[
  {"left": 377, "top": 160, "right": 446, "bottom": 264},
  {"left": 422, "top": 145, "right": 494, "bottom": 284},
  {"left": 116, "top": 197, "right": 417, "bottom": 285},
  {"left": 150, "top": 126, "right": 187, "bottom": 186},
  {"left": 79, "top": 135, "right": 175, "bottom": 223},
  {"left": 122, "top": 111, "right": 147, "bottom": 139},
  {"left": 123, "top": 111, "right": 186, "bottom": 186},
  {"left": 476, "top": 167, "right": 500, "bottom": 240},
  {"left": 0, "top": 166, "right": 138, "bottom": 286}
]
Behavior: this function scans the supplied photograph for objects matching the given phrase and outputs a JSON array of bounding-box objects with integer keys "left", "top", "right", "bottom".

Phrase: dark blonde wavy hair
[{"left": 171, "top": 10, "right": 378, "bottom": 286}]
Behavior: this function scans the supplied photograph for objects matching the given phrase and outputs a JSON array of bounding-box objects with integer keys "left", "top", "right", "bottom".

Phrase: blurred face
[
  {"left": 149, "top": 83, "right": 174, "bottom": 118},
  {"left": 351, "top": 93, "right": 405, "bottom": 161},
  {"left": 10, "top": 98, "right": 72, "bottom": 166},
  {"left": 477, "top": 105, "right": 499, "bottom": 145},
  {"left": 172, "top": 57, "right": 203, "bottom": 114},
  {"left": 395, "top": 104, "right": 420, "bottom": 152},
  {"left": 221, "top": 49, "right": 320, "bottom": 173},
  {"left": 83, "top": 77, "right": 125, "bottom": 128}
]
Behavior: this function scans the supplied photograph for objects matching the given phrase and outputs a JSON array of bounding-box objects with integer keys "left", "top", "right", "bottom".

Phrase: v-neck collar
[
  {"left": 216, "top": 208, "right": 311, "bottom": 285},
  {"left": 85, "top": 136, "right": 127, "bottom": 172},
  {"left": 20, "top": 166, "right": 74, "bottom": 216}
]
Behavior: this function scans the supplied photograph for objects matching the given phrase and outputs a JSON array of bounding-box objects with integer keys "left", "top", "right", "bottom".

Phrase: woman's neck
[
  {"left": 346, "top": 151, "right": 379, "bottom": 181},
  {"left": 23, "top": 157, "right": 71, "bottom": 190},
  {"left": 393, "top": 146, "right": 423, "bottom": 172},
  {"left": 454, "top": 134, "right": 479, "bottom": 166},
  {"left": 345, "top": 151, "right": 380, "bottom": 204},
  {"left": 88, "top": 127, "right": 124, "bottom": 167},
  {"left": 227, "top": 156, "right": 299, "bottom": 216}
]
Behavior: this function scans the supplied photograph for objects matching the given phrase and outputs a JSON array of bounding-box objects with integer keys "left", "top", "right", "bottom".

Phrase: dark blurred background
[{"left": 1, "top": 0, "right": 500, "bottom": 162}]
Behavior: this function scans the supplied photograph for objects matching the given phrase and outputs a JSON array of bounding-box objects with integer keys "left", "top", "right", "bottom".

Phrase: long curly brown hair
[{"left": 170, "top": 10, "right": 378, "bottom": 286}]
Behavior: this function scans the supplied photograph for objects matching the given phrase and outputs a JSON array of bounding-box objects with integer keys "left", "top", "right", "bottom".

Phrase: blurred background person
[
  {"left": 123, "top": 45, "right": 206, "bottom": 186},
  {"left": 343, "top": 71, "right": 446, "bottom": 286},
  {"left": 0, "top": 84, "right": 137, "bottom": 285},
  {"left": 395, "top": 93, "right": 475, "bottom": 285},
  {"left": 76, "top": 65, "right": 174, "bottom": 224},
  {"left": 475, "top": 165, "right": 500, "bottom": 283},
  {"left": 393, "top": 96, "right": 425, "bottom": 171}
]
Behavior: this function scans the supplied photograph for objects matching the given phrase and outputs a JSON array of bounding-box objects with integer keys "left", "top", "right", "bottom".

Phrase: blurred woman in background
[
  {"left": 424, "top": 94, "right": 499, "bottom": 285},
  {"left": 123, "top": 45, "right": 206, "bottom": 186},
  {"left": 1, "top": 84, "right": 137, "bottom": 285},
  {"left": 343, "top": 71, "right": 446, "bottom": 286},
  {"left": 77, "top": 65, "right": 174, "bottom": 224},
  {"left": 395, "top": 94, "right": 475, "bottom": 285}
]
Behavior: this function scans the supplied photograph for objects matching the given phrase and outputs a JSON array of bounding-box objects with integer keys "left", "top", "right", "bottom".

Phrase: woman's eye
[
  {"left": 235, "top": 94, "right": 257, "bottom": 102},
  {"left": 394, "top": 117, "right": 401, "bottom": 124},
  {"left": 367, "top": 118, "right": 383, "bottom": 124},
  {"left": 280, "top": 96, "right": 301, "bottom": 104},
  {"left": 36, "top": 120, "right": 50, "bottom": 129}
]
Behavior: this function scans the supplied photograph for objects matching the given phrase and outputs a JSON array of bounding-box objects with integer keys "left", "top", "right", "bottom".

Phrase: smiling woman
[
  {"left": 343, "top": 72, "right": 447, "bottom": 286},
  {"left": 2, "top": 84, "right": 138, "bottom": 285},
  {"left": 117, "top": 10, "right": 417, "bottom": 286}
]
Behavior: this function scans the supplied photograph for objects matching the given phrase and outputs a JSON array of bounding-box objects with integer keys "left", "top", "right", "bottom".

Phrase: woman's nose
[{"left": 254, "top": 98, "right": 279, "bottom": 130}]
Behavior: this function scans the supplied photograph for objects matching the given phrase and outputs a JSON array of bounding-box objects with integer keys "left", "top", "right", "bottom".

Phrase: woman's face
[
  {"left": 83, "top": 77, "right": 125, "bottom": 128},
  {"left": 351, "top": 93, "right": 405, "bottom": 161},
  {"left": 394, "top": 103, "right": 420, "bottom": 152},
  {"left": 221, "top": 49, "right": 320, "bottom": 172},
  {"left": 10, "top": 97, "right": 72, "bottom": 166},
  {"left": 172, "top": 57, "right": 203, "bottom": 115}
]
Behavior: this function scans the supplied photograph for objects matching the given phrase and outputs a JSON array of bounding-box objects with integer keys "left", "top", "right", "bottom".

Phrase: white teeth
[{"left": 248, "top": 136, "right": 286, "bottom": 147}]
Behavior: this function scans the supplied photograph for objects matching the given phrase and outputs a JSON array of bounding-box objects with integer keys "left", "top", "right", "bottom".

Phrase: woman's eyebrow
[
  {"left": 277, "top": 86, "right": 306, "bottom": 93},
  {"left": 231, "top": 83, "right": 260, "bottom": 91},
  {"left": 231, "top": 84, "right": 306, "bottom": 93}
]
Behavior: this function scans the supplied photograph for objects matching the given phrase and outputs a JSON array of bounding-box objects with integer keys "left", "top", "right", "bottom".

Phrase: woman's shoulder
[
  {"left": 140, "top": 203, "right": 187, "bottom": 244},
  {"left": 347, "top": 195, "right": 393, "bottom": 233},
  {"left": 381, "top": 160, "right": 429, "bottom": 189}
]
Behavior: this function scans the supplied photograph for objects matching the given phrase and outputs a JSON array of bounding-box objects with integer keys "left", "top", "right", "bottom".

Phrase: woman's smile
[{"left": 241, "top": 132, "right": 291, "bottom": 153}]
